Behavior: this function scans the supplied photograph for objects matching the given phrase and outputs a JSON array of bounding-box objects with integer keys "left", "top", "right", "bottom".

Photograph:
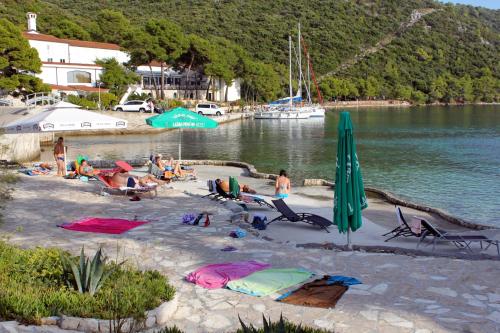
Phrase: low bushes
[
  {"left": 156, "top": 315, "right": 334, "bottom": 333},
  {"left": 67, "top": 95, "right": 97, "bottom": 109},
  {"left": 0, "top": 242, "right": 175, "bottom": 325}
]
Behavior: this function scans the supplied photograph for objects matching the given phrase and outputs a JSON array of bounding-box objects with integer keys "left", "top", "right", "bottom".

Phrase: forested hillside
[{"left": 0, "top": 0, "right": 498, "bottom": 103}]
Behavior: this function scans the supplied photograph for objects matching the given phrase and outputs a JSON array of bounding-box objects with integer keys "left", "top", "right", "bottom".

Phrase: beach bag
[{"left": 252, "top": 215, "right": 267, "bottom": 230}]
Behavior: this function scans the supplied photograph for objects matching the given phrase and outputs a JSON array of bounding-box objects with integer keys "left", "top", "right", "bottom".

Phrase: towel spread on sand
[
  {"left": 59, "top": 217, "right": 148, "bottom": 234},
  {"left": 226, "top": 268, "right": 314, "bottom": 296},
  {"left": 185, "top": 261, "right": 271, "bottom": 289},
  {"left": 277, "top": 275, "right": 349, "bottom": 308},
  {"left": 326, "top": 275, "right": 362, "bottom": 286}
]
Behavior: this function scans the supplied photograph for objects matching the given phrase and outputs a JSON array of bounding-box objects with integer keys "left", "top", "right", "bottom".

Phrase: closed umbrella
[
  {"left": 146, "top": 107, "right": 218, "bottom": 161},
  {"left": 333, "top": 112, "right": 368, "bottom": 248}
]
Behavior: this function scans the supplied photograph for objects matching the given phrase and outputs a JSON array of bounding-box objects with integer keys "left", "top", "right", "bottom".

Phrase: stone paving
[{"left": 1, "top": 175, "right": 500, "bottom": 333}]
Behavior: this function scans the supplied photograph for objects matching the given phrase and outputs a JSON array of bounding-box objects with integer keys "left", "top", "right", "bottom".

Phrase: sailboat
[
  {"left": 254, "top": 34, "right": 312, "bottom": 119},
  {"left": 255, "top": 24, "right": 324, "bottom": 119}
]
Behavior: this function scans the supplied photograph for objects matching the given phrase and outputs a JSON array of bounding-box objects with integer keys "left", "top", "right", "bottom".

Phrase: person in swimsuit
[
  {"left": 53, "top": 137, "right": 66, "bottom": 177},
  {"left": 78, "top": 160, "right": 98, "bottom": 177},
  {"left": 275, "top": 169, "right": 291, "bottom": 199},
  {"left": 106, "top": 169, "right": 166, "bottom": 188}
]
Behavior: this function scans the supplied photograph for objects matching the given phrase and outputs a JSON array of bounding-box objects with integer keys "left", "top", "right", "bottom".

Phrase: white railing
[{"left": 25, "top": 92, "right": 60, "bottom": 109}]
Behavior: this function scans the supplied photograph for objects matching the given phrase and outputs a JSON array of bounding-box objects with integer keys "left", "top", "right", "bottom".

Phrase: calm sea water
[{"left": 57, "top": 106, "right": 500, "bottom": 227}]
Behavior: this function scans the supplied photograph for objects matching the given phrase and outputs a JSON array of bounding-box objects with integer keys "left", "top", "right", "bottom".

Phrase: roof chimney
[{"left": 26, "top": 12, "right": 38, "bottom": 33}]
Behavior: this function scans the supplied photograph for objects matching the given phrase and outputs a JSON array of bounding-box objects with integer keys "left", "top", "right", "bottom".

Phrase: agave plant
[
  {"left": 238, "top": 314, "right": 305, "bottom": 333},
  {"left": 61, "top": 246, "right": 119, "bottom": 296}
]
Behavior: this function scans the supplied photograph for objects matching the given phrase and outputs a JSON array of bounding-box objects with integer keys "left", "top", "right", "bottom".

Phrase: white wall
[
  {"left": 68, "top": 46, "right": 129, "bottom": 64},
  {"left": 29, "top": 40, "right": 69, "bottom": 63},
  {"left": 36, "top": 64, "right": 103, "bottom": 86}
]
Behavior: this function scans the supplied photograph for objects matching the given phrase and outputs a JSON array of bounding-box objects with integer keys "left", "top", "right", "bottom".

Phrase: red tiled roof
[
  {"left": 42, "top": 62, "right": 103, "bottom": 68},
  {"left": 50, "top": 84, "right": 109, "bottom": 93},
  {"left": 23, "top": 32, "right": 121, "bottom": 50}
]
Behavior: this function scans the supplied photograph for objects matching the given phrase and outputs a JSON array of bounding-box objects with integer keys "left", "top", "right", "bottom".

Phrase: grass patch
[{"left": 0, "top": 242, "right": 175, "bottom": 325}]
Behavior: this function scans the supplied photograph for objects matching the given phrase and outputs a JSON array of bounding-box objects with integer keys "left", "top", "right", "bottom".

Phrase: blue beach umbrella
[{"left": 334, "top": 112, "right": 368, "bottom": 247}]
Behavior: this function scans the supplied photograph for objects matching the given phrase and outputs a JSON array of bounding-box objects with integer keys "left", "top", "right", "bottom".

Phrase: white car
[
  {"left": 195, "top": 103, "right": 224, "bottom": 116},
  {"left": 113, "top": 100, "right": 150, "bottom": 112}
]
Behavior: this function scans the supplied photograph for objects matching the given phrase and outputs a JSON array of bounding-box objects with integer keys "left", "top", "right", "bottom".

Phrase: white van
[{"left": 195, "top": 103, "right": 224, "bottom": 116}]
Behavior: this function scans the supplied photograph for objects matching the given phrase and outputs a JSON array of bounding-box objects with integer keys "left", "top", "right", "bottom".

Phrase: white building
[
  {"left": 23, "top": 13, "right": 128, "bottom": 96},
  {"left": 136, "top": 62, "right": 241, "bottom": 102},
  {"left": 23, "top": 13, "right": 241, "bottom": 102}
]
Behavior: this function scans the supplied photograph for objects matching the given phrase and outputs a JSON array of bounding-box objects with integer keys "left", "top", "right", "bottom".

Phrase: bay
[{"left": 54, "top": 105, "right": 500, "bottom": 227}]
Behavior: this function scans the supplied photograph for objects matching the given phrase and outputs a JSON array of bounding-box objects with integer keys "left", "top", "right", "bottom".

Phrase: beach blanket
[
  {"left": 58, "top": 217, "right": 148, "bottom": 234},
  {"left": 186, "top": 261, "right": 270, "bottom": 289},
  {"left": 326, "top": 275, "right": 362, "bottom": 286},
  {"left": 226, "top": 268, "right": 314, "bottom": 297},
  {"left": 277, "top": 275, "right": 349, "bottom": 308}
]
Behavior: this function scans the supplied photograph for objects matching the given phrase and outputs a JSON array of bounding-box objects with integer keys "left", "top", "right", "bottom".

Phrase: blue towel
[{"left": 326, "top": 275, "right": 362, "bottom": 286}]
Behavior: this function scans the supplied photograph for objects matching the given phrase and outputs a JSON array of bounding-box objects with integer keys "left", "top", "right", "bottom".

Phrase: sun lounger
[
  {"left": 418, "top": 219, "right": 491, "bottom": 253},
  {"left": 202, "top": 180, "right": 219, "bottom": 199},
  {"left": 383, "top": 206, "right": 426, "bottom": 242},
  {"left": 229, "top": 177, "right": 275, "bottom": 209},
  {"left": 268, "top": 199, "right": 332, "bottom": 232},
  {"left": 96, "top": 174, "right": 157, "bottom": 197}
]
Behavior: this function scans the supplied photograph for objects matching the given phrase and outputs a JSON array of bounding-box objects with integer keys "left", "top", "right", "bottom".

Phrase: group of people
[{"left": 55, "top": 137, "right": 291, "bottom": 197}]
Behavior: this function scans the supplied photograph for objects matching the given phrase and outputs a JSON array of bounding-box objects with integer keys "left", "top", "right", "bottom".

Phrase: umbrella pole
[
  {"left": 63, "top": 145, "right": 68, "bottom": 176},
  {"left": 347, "top": 228, "right": 352, "bottom": 250},
  {"left": 178, "top": 128, "right": 182, "bottom": 163}
]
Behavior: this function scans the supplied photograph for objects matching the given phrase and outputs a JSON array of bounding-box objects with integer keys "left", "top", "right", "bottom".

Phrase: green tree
[
  {"left": 93, "top": 10, "right": 131, "bottom": 45},
  {"left": 125, "top": 28, "right": 163, "bottom": 98},
  {"left": 473, "top": 68, "right": 498, "bottom": 102},
  {"left": 429, "top": 76, "right": 448, "bottom": 102},
  {"left": 145, "top": 19, "right": 188, "bottom": 99},
  {"left": 95, "top": 58, "right": 139, "bottom": 97},
  {"left": 0, "top": 19, "right": 48, "bottom": 93},
  {"left": 48, "top": 19, "right": 91, "bottom": 40}
]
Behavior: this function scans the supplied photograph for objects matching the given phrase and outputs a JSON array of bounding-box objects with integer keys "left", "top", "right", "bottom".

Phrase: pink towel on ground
[
  {"left": 186, "top": 261, "right": 271, "bottom": 289},
  {"left": 59, "top": 217, "right": 148, "bottom": 234}
]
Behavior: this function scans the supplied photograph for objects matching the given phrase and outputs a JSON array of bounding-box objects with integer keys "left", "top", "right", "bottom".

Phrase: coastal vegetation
[
  {"left": 0, "top": 242, "right": 175, "bottom": 325},
  {"left": 0, "top": 0, "right": 498, "bottom": 103}
]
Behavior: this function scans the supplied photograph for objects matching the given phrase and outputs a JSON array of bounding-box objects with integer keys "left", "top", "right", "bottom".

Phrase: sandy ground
[{"left": 1, "top": 165, "right": 500, "bottom": 333}]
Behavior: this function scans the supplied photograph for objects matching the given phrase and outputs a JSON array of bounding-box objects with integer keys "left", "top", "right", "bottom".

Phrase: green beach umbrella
[
  {"left": 146, "top": 107, "right": 218, "bottom": 161},
  {"left": 333, "top": 112, "right": 368, "bottom": 247}
]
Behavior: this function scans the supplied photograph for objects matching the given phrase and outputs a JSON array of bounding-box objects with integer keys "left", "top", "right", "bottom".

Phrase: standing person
[
  {"left": 53, "top": 137, "right": 66, "bottom": 177},
  {"left": 275, "top": 169, "right": 291, "bottom": 199}
]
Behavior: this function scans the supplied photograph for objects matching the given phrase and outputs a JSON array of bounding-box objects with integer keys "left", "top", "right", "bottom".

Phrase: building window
[
  {"left": 67, "top": 70, "right": 91, "bottom": 84},
  {"left": 174, "top": 78, "right": 180, "bottom": 85},
  {"left": 173, "top": 92, "right": 177, "bottom": 98},
  {"left": 166, "top": 77, "right": 172, "bottom": 85},
  {"left": 60, "top": 59, "right": 65, "bottom": 63},
  {"left": 47, "top": 58, "right": 53, "bottom": 62}
]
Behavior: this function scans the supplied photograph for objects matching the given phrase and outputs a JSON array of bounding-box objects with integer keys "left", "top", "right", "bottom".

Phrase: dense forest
[{"left": 0, "top": 0, "right": 498, "bottom": 103}]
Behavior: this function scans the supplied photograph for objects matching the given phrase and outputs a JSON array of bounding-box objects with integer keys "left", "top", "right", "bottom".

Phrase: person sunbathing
[
  {"left": 106, "top": 170, "right": 166, "bottom": 188},
  {"left": 78, "top": 160, "right": 98, "bottom": 177},
  {"left": 215, "top": 179, "right": 256, "bottom": 194}
]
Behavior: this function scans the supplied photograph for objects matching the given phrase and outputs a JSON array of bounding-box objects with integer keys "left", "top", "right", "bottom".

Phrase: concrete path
[{"left": 1, "top": 170, "right": 499, "bottom": 333}]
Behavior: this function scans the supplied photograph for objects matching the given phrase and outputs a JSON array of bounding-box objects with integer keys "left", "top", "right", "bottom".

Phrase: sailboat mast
[
  {"left": 298, "top": 22, "right": 302, "bottom": 98},
  {"left": 289, "top": 34, "right": 293, "bottom": 111},
  {"left": 307, "top": 53, "right": 311, "bottom": 103}
]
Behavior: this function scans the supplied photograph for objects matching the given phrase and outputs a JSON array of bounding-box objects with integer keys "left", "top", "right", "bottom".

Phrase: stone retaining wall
[
  {"left": 83, "top": 158, "right": 491, "bottom": 231},
  {"left": 0, "top": 295, "right": 178, "bottom": 333}
]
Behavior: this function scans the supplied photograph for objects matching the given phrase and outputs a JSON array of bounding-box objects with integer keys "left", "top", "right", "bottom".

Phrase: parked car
[
  {"left": 113, "top": 100, "right": 150, "bottom": 113},
  {"left": 195, "top": 103, "right": 224, "bottom": 116}
]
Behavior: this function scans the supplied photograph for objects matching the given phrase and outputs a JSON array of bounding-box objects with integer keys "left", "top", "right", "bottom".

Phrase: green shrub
[
  {"left": 67, "top": 95, "right": 97, "bottom": 109},
  {"left": 237, "top": 314, "right": 333, "bottom": 333},
  {"left": 167, "top": 99, "right": 184, "bottom": 108},
  {"left": 0, "top": 242, "right": 175, "bottom": 324},
  {"left": 128, "top": 92, "right": 151, "bottom": 101},
  {"left": 87, "top": 92, "right": 118, "bottom": 109}
]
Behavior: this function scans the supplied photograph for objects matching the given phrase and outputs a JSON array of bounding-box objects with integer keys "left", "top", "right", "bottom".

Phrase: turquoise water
[{"left": 61, "top": 106, "right": 500, "bottom": 226}]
